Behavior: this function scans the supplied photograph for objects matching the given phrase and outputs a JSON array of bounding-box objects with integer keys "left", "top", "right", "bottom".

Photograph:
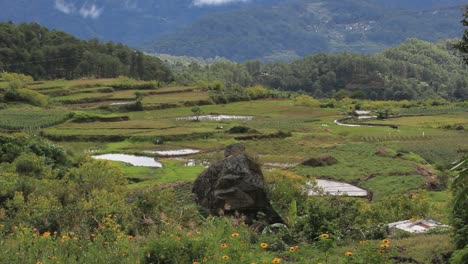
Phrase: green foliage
[
  {"left": 451, "top": 158, "right": 468, "bottom": 250},
  {"left": 0, "top": 22, "right": 172, "bottom": 81},
  {"left": 265, "top": 170, "right": 308, "bottom": 223},
  {"left": 245, "top": 85, "right": 269, "bottom": 99},
  {"left": 191, "top": 106, "right": 202, "bottom": 121},
  {"left": 15, "top": 88, "right": 49, "bottom": 106},
  {"left": 0, "top": 72, "right": 33, "bottom": 89},
  {"left": 450, "top": 245, "right": 468, "bottom": 264},
  {"left": 0, "top": 133, "right": 67, "bottom": 165},
  {"left": 71, "top": 112, "right": 130, "bottom": 123},
  {"left": 293, "top": 95, "right": 320, "bottom": 107},
  {"left": 14, "top": 153, "right": 50, "bottom": 178},
  {"left": 453, "top": 5, "right": 468, "bottom": 65},
  {"left": 0, "top": 109, "right": 72, "bottom": 129}
]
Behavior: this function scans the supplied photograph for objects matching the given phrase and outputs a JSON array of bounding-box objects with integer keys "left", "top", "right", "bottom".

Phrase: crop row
[{"left": 0, "top": 109, "right": 73, "bottom": 130}]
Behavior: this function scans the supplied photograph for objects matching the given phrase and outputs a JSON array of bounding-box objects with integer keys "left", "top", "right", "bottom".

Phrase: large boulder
[{"left": 192, "top": 143, "right": 283, "bottom": 224}]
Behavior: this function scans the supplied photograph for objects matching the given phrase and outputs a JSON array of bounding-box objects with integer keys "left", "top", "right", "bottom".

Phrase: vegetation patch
[
  {"left": 234, "top": 130, "right": 291, "bottom": 140},
  {"left": 227, "top": 126, "right": 259, "bottom": 134},
  {"left": 302, "top": 155, "right": 338, "bottom": 167},
  {"left": 71, "top": 112, "right": 130, "bottom": 123},
  {"left": 0, "top": 109, "right": 73, "bottom": 130}
]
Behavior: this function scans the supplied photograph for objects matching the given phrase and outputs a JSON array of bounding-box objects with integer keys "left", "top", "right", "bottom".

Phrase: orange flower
[
  {"left": 272, "top": 258, "right": 281, "bottom": 263},
  {"left": 222, "top": 255, "right": 230, "bottom": 260},
  {"left": 231, "top": 232, "right": 240, "bottom": 238},
  {"left": 220, "top": 243, "right": 228, "bottom": 248},
  {"left": 193, "top": 262, "right": 200, "bottom": 264},
  {"left": 320, "top": 233, "right": 329, "bottom": 239},
  {"left": 379, "top": 249, "right": 385, "bottom": 254},
  {"left": 260, "top": 242, "right": 268, "bottom": 249},
  {"left": 383, "top": 239, "right": 390, "bottom": 244},
  {"left": 41, "top": 232, "right": 51, "bottom": 238},
  {"left": 345, "top": 251, "right": 353, "bottom": 257},
  {"left": 380, "top": 244, "right": 390, "bottom": 248}
]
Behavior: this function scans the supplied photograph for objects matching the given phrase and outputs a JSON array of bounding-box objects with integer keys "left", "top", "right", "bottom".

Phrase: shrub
[
  {"left": 227, "top": 126, "right": 259, "bottom": 134},
  {"left": 301, "top": 156, "right": 338, "bottom": 167},
  {"left": 294, "top": 95, "right": 320, "bottom": 107},
  {"left": 14, "top": 153, "right": 49, "bottom": 178},
  {"left": 245, "top": 85, "right": 270, "bottom": 99},
  {"left": 16, "top": 89, "right": 48, "bottom": 106}
]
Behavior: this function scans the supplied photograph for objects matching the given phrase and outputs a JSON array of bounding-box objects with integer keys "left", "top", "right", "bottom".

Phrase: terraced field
[{"left": 3, "top": 78, "right": 466, "bottom": 209}]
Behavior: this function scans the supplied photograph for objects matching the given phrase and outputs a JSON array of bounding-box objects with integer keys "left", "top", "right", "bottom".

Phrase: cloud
[
  {"left": 193, "top": 0, "right": 250, "bottom": 6},
  {"left": 54, "top": 0, "right": 76, "bottom": 14},
  {"left": 79, "top": 3, "right": 103, "bottom": 19}
]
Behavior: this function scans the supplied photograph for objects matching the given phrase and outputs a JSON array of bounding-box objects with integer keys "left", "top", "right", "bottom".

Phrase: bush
[
  {"left": 71, "top": 112, "right": 130, "bottom": 122},
  {"left": 245, "top": 85, "right": 270, "bottom": 99},
  {"left": 16, "top": 89, "right": 48, "bottom": 106},
  {"left": 294, "top": 95, "right": 320, "bottom": 107},
  {"left": 301, "top": 156, "right": 338, "bottom": 167},
  {"left": 227, "top": 126, "right": 259, "bottom": 134},
  {"left": 14, "top": 153, "right": 50, "bottom": 178},
  {"left": 450, "top": 245, "right": 468, "bottom": 264}
]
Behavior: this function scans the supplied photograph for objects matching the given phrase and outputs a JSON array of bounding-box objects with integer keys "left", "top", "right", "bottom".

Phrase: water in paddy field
[
  {"left": 143, "top": 149, "right": 200, "bottom": 156},
  {"left": 175, "top": 115, "right": 254, "bottom": 121},
  {"left": 92, "top": 154, "right": 163, "bottom": 167},
  {"left": 308, "top": 179, "right": 368, "bottom": 197}
]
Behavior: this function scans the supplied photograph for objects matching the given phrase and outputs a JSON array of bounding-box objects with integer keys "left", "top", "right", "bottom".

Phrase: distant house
[{"left": 388, "top": 219, "right": 449, "bottom": 233}]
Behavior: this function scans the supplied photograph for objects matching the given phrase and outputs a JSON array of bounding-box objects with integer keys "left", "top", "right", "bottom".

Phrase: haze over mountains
[{"left": 1, "top": 0, "right": 466, "bottom": 61}]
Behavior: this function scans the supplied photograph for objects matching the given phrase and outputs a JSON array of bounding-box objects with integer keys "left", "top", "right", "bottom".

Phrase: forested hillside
[
  {"left": 148, "top": 0, "right": 465, "bottom": 61},
  {"left": 0, "top": 0, "right": 281, "bottom": 47},
  {"left": 0, "top": 22, "right": 172, "bottom": 81},
  {"left": 172, "top": 39, "right": 468, "bottom": 100}
]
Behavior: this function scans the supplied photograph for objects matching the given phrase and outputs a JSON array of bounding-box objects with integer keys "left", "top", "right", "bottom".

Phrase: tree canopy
[{"left": 0, "top": 22, "right": 173, "bottom": 81}]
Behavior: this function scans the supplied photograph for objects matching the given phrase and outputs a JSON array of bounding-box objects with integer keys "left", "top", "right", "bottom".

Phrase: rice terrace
[{"left": 0, "top": 1, "right": 468, "bottom": 264}]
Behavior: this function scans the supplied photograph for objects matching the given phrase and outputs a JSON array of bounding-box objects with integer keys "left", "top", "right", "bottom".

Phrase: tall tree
[{"left": 454, "top": 6, "right": 468, "bottom": 64}]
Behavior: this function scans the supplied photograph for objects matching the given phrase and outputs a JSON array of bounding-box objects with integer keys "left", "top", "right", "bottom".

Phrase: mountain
[
  {"left": 0, "top": 1, "right": 466, "bottom": 61},
  {"left": 0, "top": 0, "right": 281, "bottom": 47},
  {"left": 147, "top": 0, "right": 466, "bottom": 61}
]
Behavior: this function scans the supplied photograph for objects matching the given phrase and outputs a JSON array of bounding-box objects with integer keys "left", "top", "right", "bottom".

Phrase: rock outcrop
[{"left": 192, "top": 143, "right": 282, "bottom": 224}]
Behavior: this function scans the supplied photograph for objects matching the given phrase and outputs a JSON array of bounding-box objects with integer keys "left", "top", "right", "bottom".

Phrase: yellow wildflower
[
  {"left": 320, "top": 233, "right": 329, "bottom": 239},
  {"left": 220, "top": 243, "right": 228, "bottom": 248},
  {"left": 289, "top": 245, "right": 299, "bottom": 252},
  {"left": 222, "top": 255, "right": 229, "bottom": 260},
  {"left": 345, "top": 251, "right": 353, "bottom": 257},
  {"left": 231, "top": 232, "right": 240, "bottom": 238},
  {"left": 42, "top": 232, "right": 51, "bottom": 238},
  {"left": 260, "top": 242, "right": 268, "bottom": 249},
  {"left": 272, "top": 258, "right": 281, "bottom": 263}
]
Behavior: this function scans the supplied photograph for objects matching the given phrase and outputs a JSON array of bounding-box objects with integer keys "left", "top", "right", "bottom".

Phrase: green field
[{"left": 1, "top": 77, "right": 466, "bottom": 263}]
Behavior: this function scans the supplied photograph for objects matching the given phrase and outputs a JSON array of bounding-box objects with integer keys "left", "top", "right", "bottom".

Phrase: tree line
[
  {"left": 0, "top": 22, "right": 173, "bottom": 82},
  {"left": 171, "top": 38, "right": 468, "bottom": 101}
]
